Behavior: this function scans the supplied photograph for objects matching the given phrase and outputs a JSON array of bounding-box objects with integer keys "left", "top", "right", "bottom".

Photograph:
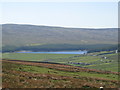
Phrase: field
[
  {"left": 2, "top": 51, "right": 119, "bottom": 88},
  {"left": 2, "top": 51, "right": 118, "bottom": 72}
]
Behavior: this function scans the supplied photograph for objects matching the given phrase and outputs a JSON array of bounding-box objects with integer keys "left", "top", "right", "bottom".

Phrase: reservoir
[{"left": 16, "top": 50, "right": 87, "bottom": 54}]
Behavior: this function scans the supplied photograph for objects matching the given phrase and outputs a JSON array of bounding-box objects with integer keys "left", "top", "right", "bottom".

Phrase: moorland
[{"left": 2, "top": 24, "right": 119, "bottom": 88}]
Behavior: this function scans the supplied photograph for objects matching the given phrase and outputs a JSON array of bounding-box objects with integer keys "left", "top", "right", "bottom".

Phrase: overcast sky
[{"left": 1, "top": 1, "right": 118, "bottom": 28}]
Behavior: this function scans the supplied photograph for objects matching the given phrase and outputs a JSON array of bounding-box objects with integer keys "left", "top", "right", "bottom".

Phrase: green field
[{"left": 2, "top": 51, "right": 118, "bottom": 72}]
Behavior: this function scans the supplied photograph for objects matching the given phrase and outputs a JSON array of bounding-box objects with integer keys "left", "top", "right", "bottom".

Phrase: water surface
[{"left": 16, "top": 51, "right": 87, "bottom": 54}]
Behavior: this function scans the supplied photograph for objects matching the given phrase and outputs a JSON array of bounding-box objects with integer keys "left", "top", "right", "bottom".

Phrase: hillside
[
  {"left": 2, "top": 24, "right": 118, "bottom": 46},
  {"left": 2, "top": 60, "right": 119, "bottom": 88},
  {"left": 2, "top": 24, "right": 118, "bottom": 52}
]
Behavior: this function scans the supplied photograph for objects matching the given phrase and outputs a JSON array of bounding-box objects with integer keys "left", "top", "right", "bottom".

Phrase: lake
[{"left": 16, "top": 50, "right": 87, "bottom": 54}]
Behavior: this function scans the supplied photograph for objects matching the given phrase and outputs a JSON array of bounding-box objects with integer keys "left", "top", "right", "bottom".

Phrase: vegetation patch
[{"left": 2, "top": 61, "right": 119, "bottom": 88}]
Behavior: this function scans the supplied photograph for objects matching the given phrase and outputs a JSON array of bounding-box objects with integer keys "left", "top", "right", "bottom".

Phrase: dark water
[{"left": 16, "top": 51, "right": 87, "bottom": 54}]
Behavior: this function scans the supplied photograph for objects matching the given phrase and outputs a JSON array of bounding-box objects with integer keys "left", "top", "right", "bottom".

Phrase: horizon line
[{"left": 1, "top": 23, "right": 118, "bottom": 29}]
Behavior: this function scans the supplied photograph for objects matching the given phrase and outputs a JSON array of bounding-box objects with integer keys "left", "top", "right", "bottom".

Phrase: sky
[{"left": 1, "top": 1, "right": 118, "bottom": 28}]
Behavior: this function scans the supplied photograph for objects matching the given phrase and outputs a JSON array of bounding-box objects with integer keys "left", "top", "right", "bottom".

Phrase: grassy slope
[
  {"left": 2, "top": 51, "right": 118, "bottom": 72},
  {"left": 2, "top": 61, "right": 119, "bottom": 88},
  {"left": 84, "top": 53, "right": 118, "bottom": 72}
]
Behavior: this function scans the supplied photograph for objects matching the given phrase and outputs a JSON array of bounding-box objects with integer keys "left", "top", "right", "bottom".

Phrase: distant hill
[
  {"left": 2, "top": 24, "right": 118, "bottom": 52},
  {"left": 2, "top": 24, "right": 118, "bottom": 46}
]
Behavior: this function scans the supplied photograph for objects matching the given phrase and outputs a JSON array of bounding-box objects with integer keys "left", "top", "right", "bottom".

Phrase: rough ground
[{"left": 2, "top": 60, "right": 119, "bottom": 88}]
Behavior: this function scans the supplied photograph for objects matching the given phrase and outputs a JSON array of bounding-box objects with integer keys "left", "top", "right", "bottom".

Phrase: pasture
[{"left": 2, "top": 51, "right": 118, "bottom": 72}]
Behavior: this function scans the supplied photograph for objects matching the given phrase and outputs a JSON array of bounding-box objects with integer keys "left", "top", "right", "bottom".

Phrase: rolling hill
[
  {"left": 2, "top": 24, "right": 118, "bottom": 45},
  {"left": 2, "top": 24, "right": 118, "bottom": 52}
]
